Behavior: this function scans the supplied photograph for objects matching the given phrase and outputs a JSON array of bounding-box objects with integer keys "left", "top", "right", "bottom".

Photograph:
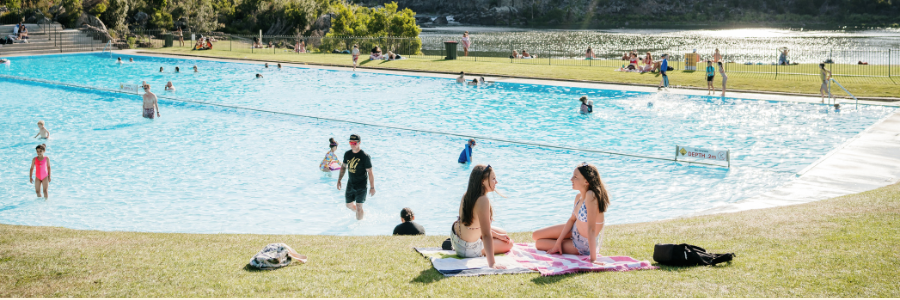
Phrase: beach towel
[
  {"left": 507, "top": 243, "right": 658, "bottom": 276},
  {"left": 414, "top": 247, "right": 536, "bottom": 277}
]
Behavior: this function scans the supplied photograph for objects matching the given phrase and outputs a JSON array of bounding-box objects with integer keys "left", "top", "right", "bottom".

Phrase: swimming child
[
  {"left": 159, "top": 67, "right": 164, "bottom": 72},
  {"left": 351, "top": 44, "right": 360, "bottom": 71},
  {"left": 256, "top": 73, "right": 263, "bottom": 79},
  {"left": 175, "top": 66, "right": 180, "bottom": 73},
  {"left": 531, "top": 162, "right": 609, "bottom": 263},
  {"left": 458, "top": 139, "right": 476, "bottom": 163},
  {"left": 834, "top": 104, "right": 841, "bottom": 112},
  {"left": 706, "top": 60, "right": 715, "bottom": 95},
  {"left": 457, "top": 71, "right": 465, "bottom": 83},
  {"left": 320, "top": 138, "right": 341, "bottom": 172},
  {"left": 468, "top": 78, "right": 479, "bottom": 86},
  {"left": 277, "top": 63, "right": 282, "bottom": 69},
  {"left": 193, "top": 65, "right": 198, "bottom": 72},
  {"left": 34, "top": 120, "right": 50, "bottom": 139},
  {"left": 116, "top": 57, "right": 123, "bottom": 64},
  {"left": 819, "top": 63, "right": 833, "bottom": 103},
  {"left": 265, "top": 63, "right": 269, "bottom": 68},
  {"left": 579, "top": 96, "right": 593, "bottom": 114},
  {"left": 129, "top": 58, "right": 134, "bottom": 62},
  {"left": 165, "top": 81, "right": 176, "bottom": 92},
  {"left": 29, "top": 144, "right": 51, "bottom": 199}
]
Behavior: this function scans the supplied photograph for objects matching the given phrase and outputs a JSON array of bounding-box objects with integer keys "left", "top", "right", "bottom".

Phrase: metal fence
[{"left": 10, "top": 28, "right": 898, "bottom": 83}]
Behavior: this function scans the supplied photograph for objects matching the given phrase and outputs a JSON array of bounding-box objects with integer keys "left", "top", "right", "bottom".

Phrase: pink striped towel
[{"left": 508, "top": 243, "right": 658, "bottom": 276}]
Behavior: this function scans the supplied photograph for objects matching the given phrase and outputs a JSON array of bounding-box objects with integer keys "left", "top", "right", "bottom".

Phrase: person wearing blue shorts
[{"left": 658, "top": 54, "right": 669, "bottom": 90}]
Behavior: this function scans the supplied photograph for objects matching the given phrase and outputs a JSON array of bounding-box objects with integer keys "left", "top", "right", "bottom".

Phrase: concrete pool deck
[{"left": 6, "top": 50, "right": 900, "bottom": 220}]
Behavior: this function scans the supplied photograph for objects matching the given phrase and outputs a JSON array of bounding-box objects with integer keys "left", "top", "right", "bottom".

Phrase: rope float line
[{"left": 2, "top": 74, "right": 737, "bottom": 169}]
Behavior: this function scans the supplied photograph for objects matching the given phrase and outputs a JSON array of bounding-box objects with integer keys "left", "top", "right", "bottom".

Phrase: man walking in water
[
  {"left": 142, "top": 81, "right": 160, "bottom": 119},
  {"left": 337, "top": 134, "right": 375, "bottom": 220}
]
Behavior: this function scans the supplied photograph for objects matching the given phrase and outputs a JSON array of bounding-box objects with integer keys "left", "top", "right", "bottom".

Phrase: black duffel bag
[{"left": 653, "top": 243, "right": 735, "bottom": 266}]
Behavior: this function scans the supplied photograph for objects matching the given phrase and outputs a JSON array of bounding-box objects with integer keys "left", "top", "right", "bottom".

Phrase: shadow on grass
[
  {"left": 242, "top": 263, "right": 305, "bottom": 272},
  {"left": 531, "top": 272, "right": 574, "bottom": 285},
  {"left": 652, "top": 261, "right": 734, "bottom": 272},
  {"left": 410, "top": 268, "right": 446, "bottom": 284}
]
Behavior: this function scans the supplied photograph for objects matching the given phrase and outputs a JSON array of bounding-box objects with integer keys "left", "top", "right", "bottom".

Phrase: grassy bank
[
  {"left": 143, "top": 47, "right": 900, "bottom": 99},
  {"left": 1, "top": 182, "right": 898, "bottom": 297}
]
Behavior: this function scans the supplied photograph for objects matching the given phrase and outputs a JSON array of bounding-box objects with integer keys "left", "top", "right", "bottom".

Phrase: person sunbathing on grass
[
  {"left": 531, "top": 162, "right": 608, "bottom": 264},
  {"left": 450, "top": 164, "right": 513, "bottom": 269}
]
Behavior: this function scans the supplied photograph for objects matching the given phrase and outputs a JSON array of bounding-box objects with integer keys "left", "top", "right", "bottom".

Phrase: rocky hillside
[{"left": 352, "top": 0, "right": 900, "bottom": 27}]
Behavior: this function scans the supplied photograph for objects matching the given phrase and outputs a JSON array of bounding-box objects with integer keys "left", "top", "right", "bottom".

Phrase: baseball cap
[{"left": 349, "top": 134, "right": 361, "bottom": 141}]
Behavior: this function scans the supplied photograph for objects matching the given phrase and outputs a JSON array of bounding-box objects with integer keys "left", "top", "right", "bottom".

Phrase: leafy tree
[
  {"left": 59, "top": 0, "right": 83, "bottom": 27},
  {"left": 101, "top": 0, "right": 129, "bottom": 30},
  {"left": 324, "top": 2, "right": 420, "bottom": 54},
  {"left": 149, "top": 10, "right": 173, "bottom": 28}
]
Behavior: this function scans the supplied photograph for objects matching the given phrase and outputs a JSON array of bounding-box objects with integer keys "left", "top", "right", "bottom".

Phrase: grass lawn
[
  {"left": 1, "top": 182, "right": 898, "bottom": 297},
  {"left": 143, "top": 46, "right": 900, "bottom": 99}
]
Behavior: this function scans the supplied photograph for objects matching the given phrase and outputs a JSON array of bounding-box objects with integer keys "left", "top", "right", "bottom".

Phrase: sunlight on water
[{"left": 0, "top": 53, "right": 894, "bottom": 235}]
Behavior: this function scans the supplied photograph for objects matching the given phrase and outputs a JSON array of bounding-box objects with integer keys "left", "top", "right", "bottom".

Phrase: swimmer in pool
[
  {"left": 29, "top": 144, "right": 52, "bottom": 199},
  {"left": 142, "top": 81, "right": 160, "bottom": 119},
  {"left": 193, "top": 65, "right": 198, "bottom": 72},
  {"left": 34, "top": 120, "right": 50, "bottom": 139},
  {"left": 468, "top": 78, "right": 479, "bottom": 86},
  {"left": 116, "top": 57, "right": 123, "bottom": 64},
  {"left": 579, "top": 96, "right": 593, "bottom": 114},
  {"left": 320, "top": 138, "right": 341, "bottom": 172},
  {"left": 277, "top": 63, "right": 282, "bottom": 69},
  {"left": 265, "top": 63, "right": 269, "bottom": 68},
  {"left": 456, "top": 71, "right": 465, "bottom": 84},
  {"left": 256, "top": 73, "right": 263, "bottom": 78},
  {"left": 129, "top": 58, "right": 134, "bottom": 62},
  {"left": 175, "top": 66, "right": 180, "bottom": 73},
  {"left": 165, "top": 81, "right": 176, "bottom": 92},
  {"left": 834, "top": 104, "right": 841, "bottom": 112},
  {"left": 159, "top": 67, "right": 164, "bottom": 72}
]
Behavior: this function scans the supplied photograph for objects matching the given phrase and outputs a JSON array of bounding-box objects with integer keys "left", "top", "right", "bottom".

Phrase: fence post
[
  {"left": 889, "top": 49, "right": 891, "bottom": 78},
  {"left": 774, "top": 49, "right": 778, "bottom": 79}
]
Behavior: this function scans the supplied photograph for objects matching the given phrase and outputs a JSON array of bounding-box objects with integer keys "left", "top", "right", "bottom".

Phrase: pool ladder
[
  {"left": 100, "top": 40, "right": 112, "bottom": 57},
  {"left": 829, "top": 78, "right": 858, "bottom": 109}
]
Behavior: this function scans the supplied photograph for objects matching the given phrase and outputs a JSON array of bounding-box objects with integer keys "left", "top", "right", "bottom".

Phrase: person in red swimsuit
[{"left": 29, "top": 144, "right": 52, "bottom": 199}]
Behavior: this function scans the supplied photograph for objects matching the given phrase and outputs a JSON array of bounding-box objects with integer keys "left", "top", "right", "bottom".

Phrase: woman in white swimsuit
[
  {"left": 718, "top": 61, "right": 728, "bottom": 97},
  {"left": 450, "top": 164, "right": 513, "bottom": 268},
  {"left": 532, "top": 162, "right": 609, "bottom": 264}
]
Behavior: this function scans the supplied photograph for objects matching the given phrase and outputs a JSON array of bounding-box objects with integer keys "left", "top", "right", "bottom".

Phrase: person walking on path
[
  {"left": 819, "top": 63, "right": 833, "bottom": 103},
  {"left": 393, "top": 207, "right": 426, "bottom": 235},
  {"left": 461, "top": 31, "right": 471, "bottom": 57},
  {"left": 706, "top": 60, "right": 716, "bottom": 95},
  {"left": 658, "top": 54, "right": 669, "bottom": 90},
  {"left": 458, "top": 139, "right": 476, "bottom": 163},
  {"left": 142, "top": 81, "right": 160, "bottom": 119},
  {"left": 337, "top": 134, "right": 375, "bottom": 220},
  {"left": 718, "top": 61, "right": 728, "bottom": 97},
  {"left": 351, "top": 44, "right": 360, "bottom": 71}
]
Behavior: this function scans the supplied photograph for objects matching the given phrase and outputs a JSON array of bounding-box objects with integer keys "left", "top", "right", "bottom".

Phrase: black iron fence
[{"left": 6, "top": 27, "right": 898, "bottom": 83}]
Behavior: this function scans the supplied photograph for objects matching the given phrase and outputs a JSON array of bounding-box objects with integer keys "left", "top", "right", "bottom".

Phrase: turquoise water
[{"left": 0, "top": 53, "right": 893, "bottom": 235}]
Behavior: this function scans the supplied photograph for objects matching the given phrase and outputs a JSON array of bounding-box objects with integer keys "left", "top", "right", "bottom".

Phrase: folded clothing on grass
[
  {"left": 508, "top": 243, "right": 658, "bottom": 276},
  {"left": 414, "top": 247, "right": 536, "bottom": 277}
]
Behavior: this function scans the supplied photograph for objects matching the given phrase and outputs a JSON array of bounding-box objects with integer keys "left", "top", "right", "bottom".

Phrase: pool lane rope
[{"left": 2, "top": 74, "right": 734, "bottom": 168}]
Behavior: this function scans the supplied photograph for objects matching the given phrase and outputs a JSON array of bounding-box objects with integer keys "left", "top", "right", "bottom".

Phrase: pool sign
[
  {"left": 675, "top": 145, "right": 730, "bottom": 167},
  {"left": 119, "top": 83, "right": 139, "bottom": 93}
]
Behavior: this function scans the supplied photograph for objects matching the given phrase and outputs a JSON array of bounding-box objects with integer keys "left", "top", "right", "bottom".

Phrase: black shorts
[
  {"left": 345, "top": 186, "right": 367, "bottom": 204},
  {"left": 660, "top": 71, "right": 667, "bottom": 76},
  {"left": 707, "top": 76, "right": 714, "bottom": 82}
]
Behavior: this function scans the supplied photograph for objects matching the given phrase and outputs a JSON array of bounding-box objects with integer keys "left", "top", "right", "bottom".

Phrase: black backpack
[{"left": 653, "top": 243, "right": 735, "bottom": 266}]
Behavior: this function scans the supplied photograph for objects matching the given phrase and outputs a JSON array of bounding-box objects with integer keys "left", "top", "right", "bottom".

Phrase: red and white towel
[{"left": 508, "top": 243, "right": 658, "bottom": 276}]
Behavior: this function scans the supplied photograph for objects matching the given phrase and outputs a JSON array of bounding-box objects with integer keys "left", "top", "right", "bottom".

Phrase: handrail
[
  {"left": 830, "top": 78, "right": 858, "bottom": 109},
  {"left": 101, "top": 40, "right": 112, "bottom": 57}
]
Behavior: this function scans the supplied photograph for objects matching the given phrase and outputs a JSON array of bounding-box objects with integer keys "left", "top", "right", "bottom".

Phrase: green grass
[
  {"left": 2, "top": 182, "right": 898, "bottom": 297},
  {"left": 143, "top": 46, "right": 900, "bottom": 99}
]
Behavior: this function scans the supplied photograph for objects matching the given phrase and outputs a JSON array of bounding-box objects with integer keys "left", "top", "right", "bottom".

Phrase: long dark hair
[
  {"left": 328, "top": 137, "right": 337, "bottom": 149},
  {"left": 400, "top": 207, "right": 414, "bottom": 222},
  {"left": 577, "top": 163, "right": 610, "bottom": 214},
  {"left": 460, "top": 164, "right": 494, "bottom": 227}
]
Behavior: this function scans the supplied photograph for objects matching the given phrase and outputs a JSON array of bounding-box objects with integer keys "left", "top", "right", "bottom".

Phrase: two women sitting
[
  {"left": 193, "top": 38, "right": 212, "bottom": 50},
  {"left": 509, "top": 50, "right": 536, "bottom": 59},
  {"left": 450, "top": 163, "right": 609, "bottom": 268}
]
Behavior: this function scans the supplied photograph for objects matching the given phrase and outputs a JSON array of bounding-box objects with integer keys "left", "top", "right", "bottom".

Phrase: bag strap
[{"left": 710, "top": 253, "right": 735, "bottom": 265}]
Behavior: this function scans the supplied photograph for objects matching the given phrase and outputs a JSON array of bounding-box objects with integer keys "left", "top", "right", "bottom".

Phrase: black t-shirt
[
  {"left": 393, "top": 221, "right": 426, "bottom": 235},
  {"left": 343, "top": 149, "right": 372, "bottom": 188}
]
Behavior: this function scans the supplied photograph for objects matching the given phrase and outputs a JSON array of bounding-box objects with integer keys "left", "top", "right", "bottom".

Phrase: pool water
[{"left": 0, "top": 53, "right": 893, "bottom": 235}]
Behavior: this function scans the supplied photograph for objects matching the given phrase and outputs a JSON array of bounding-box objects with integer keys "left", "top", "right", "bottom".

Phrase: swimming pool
[{"left": 0, "top": 53, "right": 894, "bottom": 235}]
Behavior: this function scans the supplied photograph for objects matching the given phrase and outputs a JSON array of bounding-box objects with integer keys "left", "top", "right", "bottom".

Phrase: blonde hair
[{"left": 37, "top": 120, "right": 44, "bottom": 125}]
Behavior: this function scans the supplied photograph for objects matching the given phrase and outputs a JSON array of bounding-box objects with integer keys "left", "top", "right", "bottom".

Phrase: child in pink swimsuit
[{"left": 29, "top": 144, "right": 51, "bottom": 199}]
